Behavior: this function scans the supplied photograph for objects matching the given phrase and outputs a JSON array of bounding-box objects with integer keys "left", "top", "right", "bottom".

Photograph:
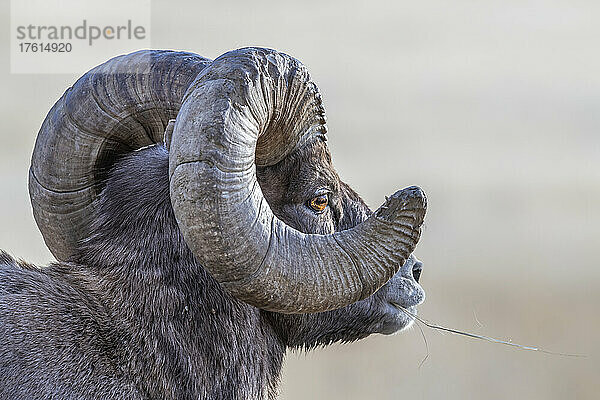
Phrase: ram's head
[{"left": 29, "top": 48, "right": 426, "bottom": 314}]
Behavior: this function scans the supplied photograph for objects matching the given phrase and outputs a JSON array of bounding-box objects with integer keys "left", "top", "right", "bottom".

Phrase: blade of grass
[{"left": 390, "top": 302, "right": 585, "bottom": 358}]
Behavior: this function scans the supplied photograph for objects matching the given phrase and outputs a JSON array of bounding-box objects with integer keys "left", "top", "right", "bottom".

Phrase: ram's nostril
[{"left": 412, "top": 261, "right": 423, "bottom": 283}]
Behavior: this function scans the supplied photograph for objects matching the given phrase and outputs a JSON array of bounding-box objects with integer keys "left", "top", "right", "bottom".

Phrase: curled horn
[
  {"left": 31, "top": 48, "right": 426, "bottom": 314},
  {"left": 29, "top": 50, "right": 210, "bottom": 260},
  {"left": 169, "top": 48, "right": 426, "bottom": 313}
]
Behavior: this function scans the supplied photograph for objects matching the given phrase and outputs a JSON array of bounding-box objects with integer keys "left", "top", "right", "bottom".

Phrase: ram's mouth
[
  {"left": 389, "top": 301, "right": 418, "bottom": 326},
  {"left": 389, "top": 301, "right": 413, "bottom": 312},
  {"left": 376, "top": 301, "right": 418, "bottom": 334}
]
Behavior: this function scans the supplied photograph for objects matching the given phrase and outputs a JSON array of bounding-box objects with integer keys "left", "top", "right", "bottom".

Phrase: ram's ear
[{"left": 164, "top": 119, "right": 176, "bottom": 152}]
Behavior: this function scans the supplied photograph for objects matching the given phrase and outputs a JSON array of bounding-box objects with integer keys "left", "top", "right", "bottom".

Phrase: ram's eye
[{"left": 308, "top": 194, "right": 329, "bottom": 212}]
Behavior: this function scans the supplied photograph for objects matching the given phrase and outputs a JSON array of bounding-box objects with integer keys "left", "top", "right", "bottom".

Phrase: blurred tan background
[{"left": 1, "top": 0, "right": 599, "bottom": 398}]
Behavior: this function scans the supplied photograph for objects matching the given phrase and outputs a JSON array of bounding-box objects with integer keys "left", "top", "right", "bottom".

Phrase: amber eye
[{"left": 308, "top": 194, "right": 329, "bottom": 212}]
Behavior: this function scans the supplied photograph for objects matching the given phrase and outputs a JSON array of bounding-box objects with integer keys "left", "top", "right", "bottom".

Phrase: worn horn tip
[{"left": 376, "top": 186, "right": 427, "bottom": 223}]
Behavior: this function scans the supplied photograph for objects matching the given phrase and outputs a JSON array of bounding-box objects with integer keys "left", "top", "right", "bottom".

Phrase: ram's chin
[{"left": 375, "top": 304, "right": 418, "bottom": 335}]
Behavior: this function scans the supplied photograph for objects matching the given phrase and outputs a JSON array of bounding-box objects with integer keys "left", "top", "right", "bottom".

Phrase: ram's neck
[{"left": 70, "top": 145, "right": 285, "bottom": 400}]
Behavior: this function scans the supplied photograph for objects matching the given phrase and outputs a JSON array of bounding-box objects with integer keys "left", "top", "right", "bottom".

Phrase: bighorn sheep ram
[{"left": 0, "top": 48, "right": 427, "bottom": 399}]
